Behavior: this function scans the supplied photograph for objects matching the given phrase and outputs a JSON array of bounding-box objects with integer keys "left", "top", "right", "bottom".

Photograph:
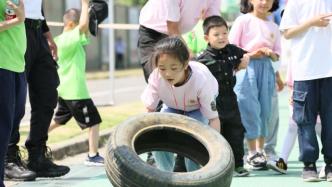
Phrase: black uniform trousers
[
  {"left": 137, "top": 25, "right": 167, "bottom": 83},
  {"left": 8, "top": 19, "right": 59, "bottom": 152},
  {"left": 217, "top": 93, "right": 245, "bottom": 168}
]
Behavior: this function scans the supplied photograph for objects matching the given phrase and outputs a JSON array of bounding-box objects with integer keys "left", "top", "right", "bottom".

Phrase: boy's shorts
[{"left": 54, "top": 97, "right": 102, "bottom": 129}]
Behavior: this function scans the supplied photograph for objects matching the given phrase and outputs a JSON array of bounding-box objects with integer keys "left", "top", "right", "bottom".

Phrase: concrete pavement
[{"left": 6, "top": 88, "right": 331, "bottom": 187}]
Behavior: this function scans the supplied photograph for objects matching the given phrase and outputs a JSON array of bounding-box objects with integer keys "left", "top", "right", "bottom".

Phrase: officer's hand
[{"left": 48, "top": 39, "right": 58, "bottom": 61}]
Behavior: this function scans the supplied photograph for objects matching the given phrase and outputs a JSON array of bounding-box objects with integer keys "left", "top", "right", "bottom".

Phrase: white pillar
[{"left": 108, "top": 0, "right": 115, "bottom": 105}]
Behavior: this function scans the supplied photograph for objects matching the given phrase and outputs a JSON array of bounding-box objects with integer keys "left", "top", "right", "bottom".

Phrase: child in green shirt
[
  {"left": 182, "top": 20, "right": 207, "bottom": 58},
  {"left": 0, "top": 0, "right": 29, "bottom": 184},
  {"left": 48, "top": 0, "right": 104, "bottom": 166}
]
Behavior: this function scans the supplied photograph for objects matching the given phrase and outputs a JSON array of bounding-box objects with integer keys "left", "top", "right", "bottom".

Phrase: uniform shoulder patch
[{"left": 210, "top": 100, "right": 217, "bottom": 111}]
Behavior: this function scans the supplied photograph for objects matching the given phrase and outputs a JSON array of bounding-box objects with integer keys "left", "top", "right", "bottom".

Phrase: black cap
[{"left": 89, "top": 0, "right": 109, "bottom": 36}]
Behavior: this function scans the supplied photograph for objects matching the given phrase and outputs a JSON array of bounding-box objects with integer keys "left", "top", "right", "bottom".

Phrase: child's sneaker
[
  {"left": 84, "top": 153, "right": 104, "bottom": 166},
  {"left": 319, "top": 165, "right": 325, "bottom": 180},
  {"left": 302, "top": 163, "right": 320, "bottom": 182},
  {"left": 325, "top": 164, "right": 332, "bottom": 182},
  {"left": 234, "top": 166, "right": 249, "bottom": 177},
  {"left": 267, "top": 158, "right": 287, "bottom": 174},
  {"left": 146, "top": 152, "right": 156, "bottom": 167},
  {"left": 246, "top": 152, "right": 267, "bottom": 170}
]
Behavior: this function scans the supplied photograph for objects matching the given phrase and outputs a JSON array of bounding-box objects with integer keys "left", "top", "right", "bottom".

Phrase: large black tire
[{"left": 105, "top": 113, "right": 234, "bottom": 187}]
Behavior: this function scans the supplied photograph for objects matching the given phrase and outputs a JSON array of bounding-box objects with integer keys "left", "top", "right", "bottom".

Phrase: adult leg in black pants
[{"left": 6, "top": 19, "right": 69, "bottom": 180}]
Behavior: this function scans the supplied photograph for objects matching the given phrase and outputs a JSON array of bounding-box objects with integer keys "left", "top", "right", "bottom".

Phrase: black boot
[
  {"left": 173, "top": 155, "right": 187, "bottom": 172},
  {"left": 5, "top": 146, "right": 36, "bottom": 181},
  {"left": 27, "top": 146, "right": 70, "bottom": 178}
]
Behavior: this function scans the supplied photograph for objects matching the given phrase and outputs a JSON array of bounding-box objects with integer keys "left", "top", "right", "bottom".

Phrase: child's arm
[
  {"left": 79, "top": 0, "right": 89, "bottom": 34},
  {"left": 250, "top": 47, "right": 279, "bottom": 61},
  {"left": 209, "top": 117, "right": 220, "bottom": 133},
  {"left": 260, "top": 47, "right": 279, "bottom": 62},
  {"left": 0, "top": 0, "right": 24, "bottom": 32},
  {"left": 275, "top": 71, "right": 284, "bottom": 92},
  {"left": 237, "top": 53, "right": 250, "bottom": 70},
  {"left": 43, "top": 31, "right": 58, "bottom": 61},
  {"left": 283, "top": 13, "right": 332, "bottom": 39}
]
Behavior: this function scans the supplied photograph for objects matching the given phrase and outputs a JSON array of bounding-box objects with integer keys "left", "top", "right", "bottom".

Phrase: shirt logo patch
[
  {"left": 210, "top": 101, "right": 217, "bottom": 111},
  {"left": 187, "top": 99, "right": 198, "bottom": 106},
  {"left": 189, "top": 99, "right": 197, "bottom": 105}
]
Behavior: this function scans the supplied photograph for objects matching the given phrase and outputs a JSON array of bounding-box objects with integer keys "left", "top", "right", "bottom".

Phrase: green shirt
[
  {"left": 0, "top": 0, "right": 26, "bottom": 73},
  {"left": 55, "top": 27, "right": 90, "bottom": 100},
  {"left": 183, "top": 20, "right": 207, "bottom": 56}
]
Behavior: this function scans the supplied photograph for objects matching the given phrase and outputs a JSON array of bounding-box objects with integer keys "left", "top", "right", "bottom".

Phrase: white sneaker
[{"left": 319, "top": 165, "right": 326, "bottom": 180}]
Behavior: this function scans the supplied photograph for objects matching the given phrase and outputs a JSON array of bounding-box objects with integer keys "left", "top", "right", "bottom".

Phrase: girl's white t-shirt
[
  {"left": 280, "top": 0, "right": 332, "bottom": 81},
  {"left": 141, "top": 61, "right": 219, "bottom": 120}
]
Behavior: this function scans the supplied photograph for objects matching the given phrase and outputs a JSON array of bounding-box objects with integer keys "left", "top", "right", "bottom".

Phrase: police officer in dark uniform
[{"left": 196, "top": 16, "right": 249, "bottom": 176}]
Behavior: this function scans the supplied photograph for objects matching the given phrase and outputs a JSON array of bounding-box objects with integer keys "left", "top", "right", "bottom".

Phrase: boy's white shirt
[{"left": 280, "top": 0, "right": 332, "bottom": 81}]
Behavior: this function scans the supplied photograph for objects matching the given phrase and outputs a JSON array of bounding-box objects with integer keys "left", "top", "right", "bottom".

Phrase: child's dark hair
[
  {"left": 203, "top": 16, "right": 228, "bottom": 35},
  {"left": 153, "top": 36, "right": 189, "bottom": 67},
  {"left": 240, "top": 0, "right": 279, "bottom": 14}
]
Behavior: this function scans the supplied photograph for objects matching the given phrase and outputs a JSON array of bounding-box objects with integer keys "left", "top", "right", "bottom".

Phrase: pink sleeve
[
  {"left": 141, "top": 70, "right": 160, "bottom": 111},
  {"left": 198, "top": 74, "right": 219, "bottom": 119},
  {"left": 273, "top": 28, "right": 282, "bottom": 55},
  {"left": 228, "top": 18, "right": 243, "bottom": 47},
  {"left": 206, "top": 0, "right": 222, "bottom": 17},
  {"left": 286, "top": 61, "right": 293, "bottom": 87},
  {"left": 165, "top": 0, "right": 181, "bottom": 22}
]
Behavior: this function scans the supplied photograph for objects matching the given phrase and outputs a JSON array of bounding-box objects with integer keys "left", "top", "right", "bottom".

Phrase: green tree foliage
[{"left": 115, "top": 0, "right": 147, "bottom": 6}]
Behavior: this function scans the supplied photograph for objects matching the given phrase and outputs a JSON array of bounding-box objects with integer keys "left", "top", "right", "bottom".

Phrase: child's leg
[
  {"left": 279, "top": 115, "right": 298, "bottom": 162},
  {"left": 152, "top": 152, "right": 175, "bottom": 171},
  {"left": 247, "top": 139, "right": 258, "bottom": 156},
  {"left": 68, "top": 99, "right": 102, "bottom": 160},
  {"left": 315, "top": 116, "right": 322, "bottom": 138},
  {"left": 152, "top": 106, "right": 179, "bottom": 171},
  {"left": 50, "top": 98, "right": 73, "bottom": 133},
  {"left": 88, "top": 124, "right": 100, "bottom": 156},
  {"left": 48, "top": 123, "right": 61, "bottom": 133},
  {"left": 256, "top": 59, "right": 276, "bottom": 147},
  {"left": 184, "top": 109, "right": 208, "bottom": 171},
  {"left": 257, "top": 137, "right": 265, "bottom": 153},
  {"left": 221, "top": 114, "right": 245, "bottom": 168},
  {"left": 154, "top": 107, "right": 208, "bottom": 172},
  {"left": 264, "top": 89, "right": 279, "bottom": 158},
  {"left": 234, "top": 63, "right": 261, "bottom": 149}
]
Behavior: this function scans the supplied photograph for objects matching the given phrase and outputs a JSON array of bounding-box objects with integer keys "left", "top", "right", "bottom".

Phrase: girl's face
[
  {"left": 157, "top": 54, "right": 188, "bottom": 86},
  {"left": 250, "top": 0, "right": 274, "bottom": 16},
  {"left": 204, "top": 26, "right": 229, "bottom": 49}
]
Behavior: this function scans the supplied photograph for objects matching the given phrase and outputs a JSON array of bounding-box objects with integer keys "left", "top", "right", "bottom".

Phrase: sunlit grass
[{"left": 19, "top": 102, "right": 145, "bottom": 145}]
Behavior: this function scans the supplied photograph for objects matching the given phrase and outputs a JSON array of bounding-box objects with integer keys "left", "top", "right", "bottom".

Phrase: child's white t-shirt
[
  {"left": 141, "top": 61, "right": 219, "bottom": 120},
  {"left": 280, "top": 0, "right": 332, "bottom": 81}
]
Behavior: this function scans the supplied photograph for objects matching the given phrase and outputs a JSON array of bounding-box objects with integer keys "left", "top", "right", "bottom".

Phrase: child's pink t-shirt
[
  {"left": 141, "top": 61, "right": 219, "bottom": 120},
  {"left": 229, "top": 13, "right": 281, "bottom": 55}
]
